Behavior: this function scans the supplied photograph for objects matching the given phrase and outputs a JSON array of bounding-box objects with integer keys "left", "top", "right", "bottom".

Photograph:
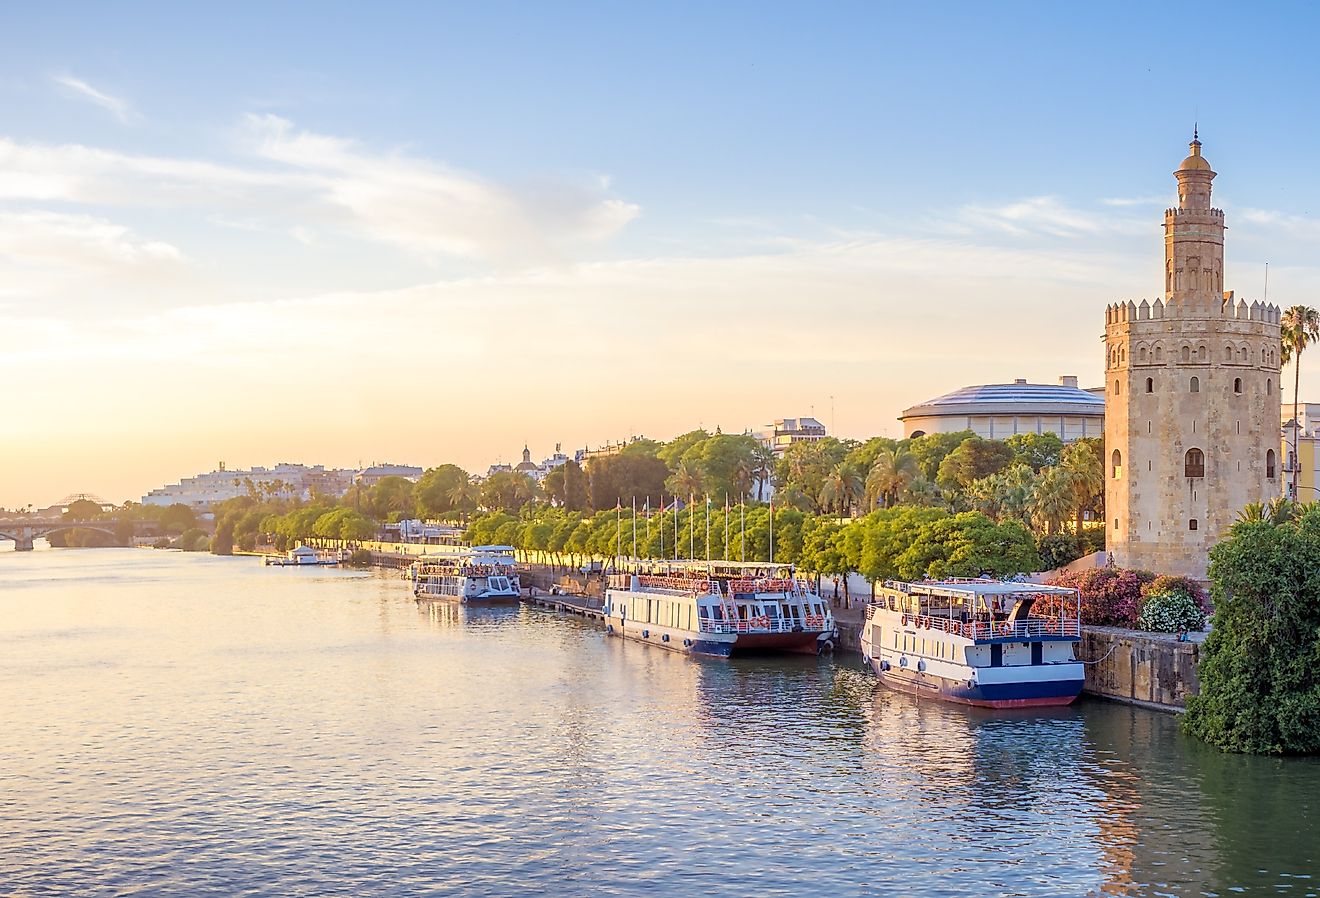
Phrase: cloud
[
  {"left": 52, "top": 75, "right": 131, "bottom": 123},
  {"left": 1100, "top": 195, "right": 1168, "bottom": 207},
  {"left": 0, "top": 116, "right": 639, "bottom": 264}
]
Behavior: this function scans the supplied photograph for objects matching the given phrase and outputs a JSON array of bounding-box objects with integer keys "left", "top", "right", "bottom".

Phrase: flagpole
[
  {"left": 673, "top": 496, "right": 678, "bottom": 561},
  {"left": 724, "top": 493, "right": 729, "bottom": 562},
  {"left": 705, "top": 494, "right": 711, "bottom": 565},
  {"left": 632, "top": 496, "right": 637, "bottom": 561},
  {"left": 615, "top": 501, "right": 621, "bottom": 570},
  {"left": 769, "top": 496, "right": 774, "bottom": 564},
  {"left": 658, "top": 497, "right": 663, "bottom": 560},
  {"left": 740, "top": 496, "right": 745, "bottom": 563},
  {"left": 645, "top": 497, "right": 650, "bottom": 558},
  {"left": 689, "top": 492, "right": 694, "bottom": 561}
]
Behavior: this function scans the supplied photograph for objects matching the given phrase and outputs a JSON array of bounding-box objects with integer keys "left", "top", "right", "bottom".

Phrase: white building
[
  {"left": 899, "top": 376, "right": 1105, "bottom": 442},
  {"left": 758, "top": 417, "right": 827, "bottom": 455},
  {"left": 355, "top": 464, "right": 424, "bottom": 487},
  {"left": 142, "top": 463, "right": 357, "bottom": 510}
]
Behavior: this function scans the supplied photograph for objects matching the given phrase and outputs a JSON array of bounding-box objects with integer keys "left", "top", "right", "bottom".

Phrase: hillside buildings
[
  {"left": 142, "top": 463, "right": 356, "bottom": 509},
  {"left": 899, "top": 377, "right": 1104, "bottom": 442},
  {"left": 1104, "top": 134, "right": 1281, "bottom": 579}
]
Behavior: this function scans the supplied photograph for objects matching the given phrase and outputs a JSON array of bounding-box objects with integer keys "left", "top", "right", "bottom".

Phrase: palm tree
[
  {"left": 865, "top": 447, "right": 919, "bottom": 509},
  {"left": 1032, "top": 466, "right": 1074, "bottom": 536},
  {"left": 447, "top": 477, "right": 481, "bottom": 520},
  {"left": 751, "top": 444, "right": 776, "bottom": 502},
  {"left": 1238, "top": 496, "right": 1300, "bottom": 526},
  {"left": 673, "top": 460, "right": 703, "bottom": 500},
  {"left": 1282, "top": 305, "right": 1320, "bottom": 499},
  {"left": 732, "top": 457, "right": 754, "bottom": 503},
  {"left": 1060, "top": 441, "right": 1103, "bottom": 539},
  {"left": 819, "top": 465, "right": 863, "bottom": 522}
]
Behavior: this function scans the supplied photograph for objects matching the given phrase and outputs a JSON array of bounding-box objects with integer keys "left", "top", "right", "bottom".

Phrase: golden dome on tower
[{"left": 1178, "top": 128, "right": 1212, "bottom": 172}]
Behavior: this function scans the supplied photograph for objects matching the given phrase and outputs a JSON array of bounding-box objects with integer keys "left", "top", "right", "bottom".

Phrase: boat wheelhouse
[
  {"left": 603, "top": 560, "right": 837, "bottom": 657},
  {"left": 264, "top": 545, "right": 343, "bottom": 566},
  {"left": 860, "top": 579, "right": 1084, "bottom": 708},
  {"left": 409, "top": 545, "right": 521, "bottom": 604}
]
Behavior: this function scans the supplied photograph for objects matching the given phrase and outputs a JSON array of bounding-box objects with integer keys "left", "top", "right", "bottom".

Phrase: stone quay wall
[{"left": 1079, "top": 626, "right": 1204, "bottom": 711}]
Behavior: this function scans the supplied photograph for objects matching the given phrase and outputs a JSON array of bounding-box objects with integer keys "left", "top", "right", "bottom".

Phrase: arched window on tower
[
  {"left": 1185, "top": 448, "right": 1205, "bottom": 478},
  {"left": 1268, "top": 378, "right": 1273, "bottom": 395},
  {"left": 1190, "top": 376, "right": 1200, "bottom": 393},
  {"left": 1198, "top": 345, "right": 1208, "bottom": 362},
  {"left": 1139, "top": 346, "right": 1148, "bottom": 362},
  {"left": 1155, "top": 345, "right": 1164, "bottom": 362},
  {"left": 1112, "top": 450, "right": 1122, "bottom": 479},
  {"left": 1114, "top": 379, "right": 1121, "bottom": 396},
  {"left": 1145, "top": 377, "right": 1153, "bottom": 393},
  {"left": 1234, "top": 377, "right": 1242, "bottom": 394},
  {"left": 1181, "top": 345, "right": 1191, "bottom": 363},
  {"left": 1267, "top": 449, "right": 1277, "bottom": 480},
  {"left": 1225, "top": 345, "right": 1234, "bottom": 362}
]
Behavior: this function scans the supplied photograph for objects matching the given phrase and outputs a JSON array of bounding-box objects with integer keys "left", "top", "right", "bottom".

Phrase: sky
[{"left": 5, "top": 2, "right": 1320, "bottom": 508}]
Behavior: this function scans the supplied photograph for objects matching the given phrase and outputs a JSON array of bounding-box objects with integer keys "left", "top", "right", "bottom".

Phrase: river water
[{"left": 1, "top": 548, "right": 1317, "bottom": 897}]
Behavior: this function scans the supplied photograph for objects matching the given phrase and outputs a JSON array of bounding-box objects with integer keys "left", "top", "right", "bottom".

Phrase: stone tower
[{"left": 1104, "top": 134, "right": 1281, "bottom": 579}]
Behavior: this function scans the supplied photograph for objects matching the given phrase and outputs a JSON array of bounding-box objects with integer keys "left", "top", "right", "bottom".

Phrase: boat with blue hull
[
  {"left": 603, "top": 561, "right": 837, "bottom": 657},
  {"left": 860, "top": 579, "right": 1084, "bottom": 709}
]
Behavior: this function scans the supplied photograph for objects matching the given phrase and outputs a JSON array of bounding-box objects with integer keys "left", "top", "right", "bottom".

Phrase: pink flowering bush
[{"left": 1043, "top": 568, "right": 1156, "bottom": 627}]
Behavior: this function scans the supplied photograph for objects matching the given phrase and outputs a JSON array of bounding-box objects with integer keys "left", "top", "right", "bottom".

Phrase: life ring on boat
[
  {"left": 817, "top": 639, "right": 834, "bottom": 655},
  {"left": 662, "top": 634, "right": 670, "bottom": 642},
  {"left": 880, "top": 660, "right": 891, "bottom": 671},
  {"left": 642, "top": 629, "right": 650, "bottom": 638}
]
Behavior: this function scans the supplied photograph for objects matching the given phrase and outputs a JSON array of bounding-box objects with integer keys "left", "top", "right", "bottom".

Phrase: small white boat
[
  {"left": 860, "top": 578, "right": 1084, "bottom": 708},
  {"left": 264, "top": 545, "right": 342, "bottom": 567},
  {"left": 409, "top": 545, "right": 521, "bottom": 604}
]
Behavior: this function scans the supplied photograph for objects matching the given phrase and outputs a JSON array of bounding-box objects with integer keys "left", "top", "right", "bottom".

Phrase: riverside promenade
[{"left": 305, "top": 538, "right": 1197, "bottom": 711}]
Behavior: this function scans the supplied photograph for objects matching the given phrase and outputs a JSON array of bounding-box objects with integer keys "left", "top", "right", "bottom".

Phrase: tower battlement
[
  {"left": 1164, "top": 206, "right": 1224, "bottom": 220},
  {"left": 1105, "top": 298, "right": 1280, "bottom": 325}
]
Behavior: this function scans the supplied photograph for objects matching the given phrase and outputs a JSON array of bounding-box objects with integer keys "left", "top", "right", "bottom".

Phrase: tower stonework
[{"left": 1104, "top": 136, "right": 1281, "bottom": 579}]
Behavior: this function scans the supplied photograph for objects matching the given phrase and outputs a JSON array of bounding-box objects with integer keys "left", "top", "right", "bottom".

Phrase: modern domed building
[{"left": 899, "top": 376, "right": 1105, "bottom": 442}]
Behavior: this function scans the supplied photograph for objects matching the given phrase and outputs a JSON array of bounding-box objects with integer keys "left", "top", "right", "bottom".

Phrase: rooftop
[{"left": 900, "top": 378, "right": 1104, "bottom": 420}]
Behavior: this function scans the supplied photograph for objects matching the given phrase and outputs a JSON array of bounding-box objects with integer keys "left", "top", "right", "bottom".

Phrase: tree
[
  {"left": 1060, "top": 439, "right": 1103, "bottom": 538},
  {"left": 894, "top": 511, "right": 1039, "bottom": 580},
  {"left": 1281, "top": 305, "right": 1320, "bottom": 499},
  {"left": 908, "top": 430, "right": 974, "bottom": 481},
  {"left": 936, "top": 436, "right": 1014, "bottom": 493},
  {"left": 819, "top": 464, "right": 863, "bottom": 522},
  {"left": 1032, "top": 465, "right": 1074, "bottom": 536},
  {"left": 365, "top": 476, "right": 417, "bottom": 520},
  {"left": 751, "top": 443, "right": 776, "bottom": 502},
  {"left": 158, "top": 503, "right": 197, "bottom": 534},
  {"left": 1183, "top": 504, "right": 1320, "bottom": 754},
  {"left": 446, "top": 476, "right": 482, "bottom": 519},
  {"left": 63, "top": 498, "right": 104, "bottom": 521},
  {"left": 480, "top": 472, "right": 537, "bottom": 512},
  {"left": 1005, "top": 432, "right": 1064, "bottom": 472},
  {"left": 865, "top": 446, "right": 919, "bottom": 509},
  {"left": 414, "top": 465, "right": 470, "bottom": 518},
  {"left": 668, "top": 459, "right": 704, "bottom": 502}
]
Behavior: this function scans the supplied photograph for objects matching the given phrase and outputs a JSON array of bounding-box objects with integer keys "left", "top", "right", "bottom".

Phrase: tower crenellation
[{"left": 1104, "top": 134, "right": 1282, "bottom": 580}]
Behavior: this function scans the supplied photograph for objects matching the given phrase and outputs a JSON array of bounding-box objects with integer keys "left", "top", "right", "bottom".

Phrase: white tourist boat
[
  {"left": 409, "top": 545, "right": 521, "bottom": 604},
  {"left": 603, "top": 560, "right": 838, "bottom": 657},
  {"left": 264, "top": 545, "right": 343, "bottom": 566},
  {"left": 860, "top": 578, "right": 1084, "bottom": 708}
]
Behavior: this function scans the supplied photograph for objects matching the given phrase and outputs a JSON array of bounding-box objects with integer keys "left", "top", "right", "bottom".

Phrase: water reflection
[{"left": 3, "top": 550, "right": 1318, "bottom": 897}]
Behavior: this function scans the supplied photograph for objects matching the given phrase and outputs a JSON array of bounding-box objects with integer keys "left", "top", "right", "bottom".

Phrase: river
[{"left": 1, "top": 547, "right": 1317, "bottom": 896}]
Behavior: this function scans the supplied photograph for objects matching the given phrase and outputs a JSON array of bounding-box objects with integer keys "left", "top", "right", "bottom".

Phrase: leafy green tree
[
  {"left": 544, "top": 459, "right": 588, "bottom": 511},
  {"left": 936, "top": 436, "right": 1015, "bottom": 493},
  {"left": 587, "top": 453, "right": 668, "bottom": 510},
  {"left": 657, "top": 429, "right": 711, "bottom": 470},
  {"left": 414, "top": 465, "right": 470, "bottom": 518},
  {"left": 773, "top": 442, "right": 835, "bottom": 514},
  {"left": 63, "top": 498, "right": 104, "bottom": 521},
  {"left": 751, "top": 443, "right": 775, "bottom": 501},
  {"left": 908, "top": 430, "right": 975, "bottom": 481},
  {"left": 1183, "top": 504, "right": 1320, "bottom": 754},
  {"left": 158, "top": 503, "right": 197, "bottom": 534},
  {"left": 1032, "top": 465, "right": 1074, "bottom": 536},
  {"left": 895, "top": 511, "right": 1039, "bottom": 580},
  {"left": 365, "top": 476, "right": 418, "bottom": 520},
  {"left": 1005, "top": 432, "right": 1064, "bottom": 472},
  {"left": 480, "top": 472, "right": 537, "bottom": 512}
]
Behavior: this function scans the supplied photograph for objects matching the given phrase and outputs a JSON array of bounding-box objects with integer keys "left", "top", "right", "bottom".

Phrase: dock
[{"left": 523, "top": 589, "right": 605, "bottom": 622}]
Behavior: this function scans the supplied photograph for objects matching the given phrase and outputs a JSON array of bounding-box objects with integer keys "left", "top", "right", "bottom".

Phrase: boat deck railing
[
  {"left": 699, "top": 614, "right": 832, "bottom": 635},
  {"left": 891, "top": 611, "right": 1080, "bottom": 640}
]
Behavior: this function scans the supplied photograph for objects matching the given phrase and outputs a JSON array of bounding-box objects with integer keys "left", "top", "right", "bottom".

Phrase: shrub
[
  {"left": 1183, "top": 505, "right": 1320, "bottom": 754},
  {"left": 1045, "top": 567, "right": 1155, "bottom": 627},
  {"left": 1137, "top": 590, "right": 1206, "bottom": 632},
  {"left": 1037, "top": 533, "right": 1083, "bottom": 570}
]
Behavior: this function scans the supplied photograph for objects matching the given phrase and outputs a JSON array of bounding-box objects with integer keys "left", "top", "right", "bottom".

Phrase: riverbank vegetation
[{"left": 1183, "top": 500, "right": 1320, "bottom": 754}]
